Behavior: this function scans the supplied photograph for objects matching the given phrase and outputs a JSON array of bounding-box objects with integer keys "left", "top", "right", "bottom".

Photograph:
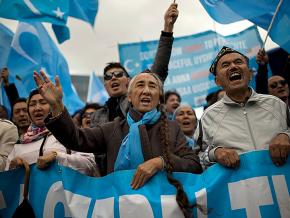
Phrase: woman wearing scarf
[
  {"left": 34, "top": 70, "right": 203, "bottom": 218},
  {"left": 5, "top": 89, "right": 99, "bottom": 177},
  {"left": 173, "top": 104, "right": 198, "bottom": 148}
]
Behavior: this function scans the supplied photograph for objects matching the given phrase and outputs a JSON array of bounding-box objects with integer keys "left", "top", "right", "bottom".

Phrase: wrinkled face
[
  {"left": 128, "top": 74, "right": 160, "bottom": 113},
  {"left": 175, "top": 105, "right": 197, "bottom": 137},
  {"left": 166, "top": 94, "right": 180, "bottom": 114},
  {"left": 12, "top": 102, "right": 30, "bottom": 128},
  {"left": 268, "top": 76, "right": 289, "bottom": 102},
  {"left": 81, "top": 108, "right": 97, "bottom": 128},
  {"left": 104, "top": 67, "right": 130, "bottom": 97},
  {"left": 215, "top": 53, "right": 252, "bottom": 95},
  {"left": 28, "top": 94, "right": 50, "bottom": 127}
]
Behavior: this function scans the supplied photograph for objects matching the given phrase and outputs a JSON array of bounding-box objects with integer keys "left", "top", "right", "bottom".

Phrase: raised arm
[
  {"left": 255, "top": 49, "right": 269, "bottom": 94},
  {"left": 33, "top": 71, "right": 106, "bottom": 154},
  {"left": 1, "top": 67, "right": 20, "bottom": 107},
  {"left": 150, "top": 3, "right": 178, "bottom": 82}
]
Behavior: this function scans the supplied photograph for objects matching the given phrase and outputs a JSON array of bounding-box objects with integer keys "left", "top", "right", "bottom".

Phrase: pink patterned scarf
[{"left": 20, "top": 124, "right": 49, "bottom": 144}]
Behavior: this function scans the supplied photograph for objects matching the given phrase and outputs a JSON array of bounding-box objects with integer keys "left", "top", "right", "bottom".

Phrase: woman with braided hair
[{"left": 33, "top": 69, "right": 202, "bottom": 217}]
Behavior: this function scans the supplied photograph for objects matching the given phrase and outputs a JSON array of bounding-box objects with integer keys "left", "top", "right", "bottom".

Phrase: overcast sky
[{"left": 0, "top": 0, "right": 277, "bottom": 76}]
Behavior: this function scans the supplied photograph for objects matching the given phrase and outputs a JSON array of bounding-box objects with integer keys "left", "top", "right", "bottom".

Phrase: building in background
[{"left": 71, "top": 75, "right": 90, "bottom": 102}]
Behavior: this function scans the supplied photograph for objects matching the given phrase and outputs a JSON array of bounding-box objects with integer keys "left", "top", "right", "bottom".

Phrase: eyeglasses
[
  {"left": 104, "top": 71, "right": 125, "bottom": 81},
  {"left": 269, "top": 80, "right": 287, "bottom": 89}
]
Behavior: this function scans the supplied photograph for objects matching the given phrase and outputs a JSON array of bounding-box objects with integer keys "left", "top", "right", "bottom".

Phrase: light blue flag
[
  {"left": 0, "top": 0, "right": 68, "bottom": 25},
  {"left": 0, "top": 24, "right": 13, "bottom": 68},
  {"left": 0, "top": 0, "right": 70, "bottom": 43},
  {"left": 199, "top": 0, "right": 278, "bottom": 24},
  {"left": 6, "top": 22, "right": 84, "bottom": 114},
  {"left": 69, "top": 0, "right": 99, "bottom": 26},
  {"left": 87, "top": 72, "right": 109, "bottom": 105},
  {"left": 269, "top": 0, "right": 290, "bottom": 54},
  {"left": 199, "top": 0, "right": 290, "bottom": 56},
  {"left": 0, "top": 24, "right": 13, "bottom": 115}
]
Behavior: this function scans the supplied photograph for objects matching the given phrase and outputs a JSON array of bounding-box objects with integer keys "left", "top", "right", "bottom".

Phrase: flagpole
[{"left": 262, "top": 0, "right": 283, "bottom": 49}]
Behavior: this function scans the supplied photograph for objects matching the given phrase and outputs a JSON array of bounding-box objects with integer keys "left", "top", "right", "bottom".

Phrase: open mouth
[
  {"left": 33, "top": 113, "right": 44, "bottom": 119},
  {"left": 172, "top": 104, "right": 179, "bottom": 110},
  {"left": 111, "top": 82, "right": 120, "bottom": 89},
  {"left": 229, "top": 72, "right": 242, "bottom": 81},
  {"left": 140, "top": 97, "right": 151, "bottom": 105},
  {"left": 182, "top": 120, "right": 191, "bottom": 127}
]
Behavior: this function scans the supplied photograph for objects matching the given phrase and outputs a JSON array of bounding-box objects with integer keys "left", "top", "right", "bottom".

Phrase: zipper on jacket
[{"left": 241, "top": 104, "right": 257, "bottom": 150}]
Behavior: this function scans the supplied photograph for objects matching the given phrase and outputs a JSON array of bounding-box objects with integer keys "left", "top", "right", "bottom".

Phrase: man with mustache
[{"left": 195, "top": 46, "right": 290, "bottom": 169}]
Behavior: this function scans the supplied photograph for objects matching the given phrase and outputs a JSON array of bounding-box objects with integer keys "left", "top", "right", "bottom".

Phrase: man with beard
[{"left": 195, "top": 46, "right": 290, "bottom": 169}]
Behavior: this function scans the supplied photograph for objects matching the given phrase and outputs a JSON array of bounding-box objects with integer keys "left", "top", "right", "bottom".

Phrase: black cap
[{"left": 209, "top": 46, "right": 249, "bottom": 75}]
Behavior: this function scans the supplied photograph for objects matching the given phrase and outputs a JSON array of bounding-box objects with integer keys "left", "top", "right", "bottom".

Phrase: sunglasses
[
  {"left": 269, "top": 80, "right": 287, "bottom": 89},
  {"left": 104, "top": 71, "right": 125, "bottom": 81}
]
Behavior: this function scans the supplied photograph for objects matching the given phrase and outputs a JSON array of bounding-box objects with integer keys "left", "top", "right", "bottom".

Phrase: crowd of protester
[{"left": 1, "top": 3, "right": 290, "bottom": 218}]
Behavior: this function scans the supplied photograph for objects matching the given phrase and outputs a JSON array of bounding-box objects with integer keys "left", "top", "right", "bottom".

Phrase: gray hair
[
  {"left": 127, "top": 70, "right": 164, "bottom": 102},
  {"left": 173, "top": 103, "right": 196, "bottom": 120}
]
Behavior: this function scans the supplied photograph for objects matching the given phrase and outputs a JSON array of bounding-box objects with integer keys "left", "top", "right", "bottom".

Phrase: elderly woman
[
  {"left": 173, "top": 104, "right": 197, "bottom": 147},
  {"left": 5, "top": 89, "right": 99, "bottom": 177},
  {"left": 34, "top": 70, "right": 202, "bottom": 217}
]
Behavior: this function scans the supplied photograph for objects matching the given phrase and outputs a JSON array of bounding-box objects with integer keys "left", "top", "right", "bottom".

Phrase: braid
[{"left": 160, "top": 109, "right": 195, "bottom": 218}]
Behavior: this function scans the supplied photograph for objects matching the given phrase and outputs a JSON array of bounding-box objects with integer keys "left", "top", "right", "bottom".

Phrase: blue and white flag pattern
[
  {"left": 119, "top": 26, "right": 262, "bottom": 108},
  {"left": 4, "top": 22, "right": 84, "bottom": 114},
  {"left": 0, "top": 0, "right": 68, "bottom": 26},
  {"left": 0, "top": 150, "right": 289, "bottom": 217}
]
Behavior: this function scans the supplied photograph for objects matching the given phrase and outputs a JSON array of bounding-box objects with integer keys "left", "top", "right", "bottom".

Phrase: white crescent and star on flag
[
  {"left": 12, "top": 23, "right": 39, "bottom": 64},
  {"left": 1, "top": 0, "right": 67, "bottom": 19}
]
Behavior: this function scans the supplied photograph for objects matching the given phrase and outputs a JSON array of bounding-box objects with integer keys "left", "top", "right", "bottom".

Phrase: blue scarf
[
  {"left": 114, "top": 108, "right": 161, "bottom": 171},
  {"left": 186, "top": 136, "right": 195, "bottom": 148}
]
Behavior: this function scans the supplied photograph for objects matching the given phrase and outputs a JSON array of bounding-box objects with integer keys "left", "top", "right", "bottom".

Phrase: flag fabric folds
[
  {"left": 199, "top": 0, "right": 278, "bottom": 25},
  {"left": 87, "top": 72, "right": 109, "bottom": 105},
  {"left": 269, "top": 0, "right": 290, "bottom": 53},
  {"left": 0, "top": 0, "right": 69, "bottom": 43},
  {"left": 0, "top": 0, "right": 68, "bottom": 25},
  {"left": 4, "top": 22, "right": 84, "bottom": 114},
  {"left": 0, "top": 24, "right": 13, "bottom": 69},
  {"left": 0, "top": 24, "right": 13, "bottom": 110},
  {"left": 0, "top": 0, "right": 99, "bottom": 43},
  {"left": 69, "top": 0, "right": 99, "bottom": 26},
  {"left": 199, "top": 0, "right": 289, "bottom": 53}
]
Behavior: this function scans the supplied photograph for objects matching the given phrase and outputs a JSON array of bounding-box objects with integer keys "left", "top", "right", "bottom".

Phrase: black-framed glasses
[
  {"left": 269, "top": 80, "right": 287, "bottom": 89},
  {"left": 104, "top": 71, "right": 125, "bottom": 81}
]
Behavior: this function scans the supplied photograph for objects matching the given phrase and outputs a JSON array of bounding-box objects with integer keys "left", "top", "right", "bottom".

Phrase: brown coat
[{"left": 46, "top": 108, "right": 202, "bottom": 174}]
